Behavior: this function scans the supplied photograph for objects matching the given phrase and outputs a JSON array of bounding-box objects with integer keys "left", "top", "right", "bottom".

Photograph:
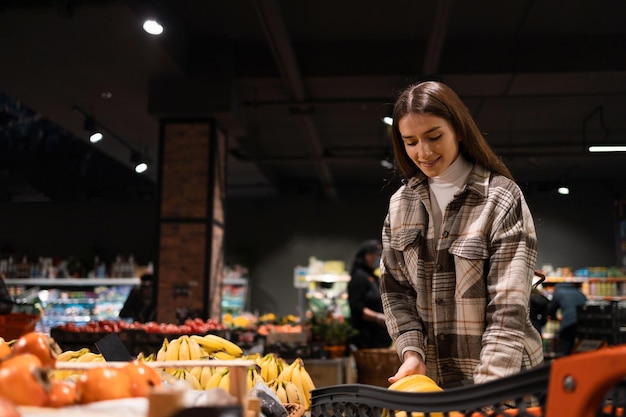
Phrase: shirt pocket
[
  {"left": 389, "top": 227, "right": 423, "bottom": 251},
  {"left": 448, "top": 236, "right": 489, "bottom": 299}
]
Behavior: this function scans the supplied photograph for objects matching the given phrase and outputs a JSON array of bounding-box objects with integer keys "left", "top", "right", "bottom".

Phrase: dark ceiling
[{"left": 1, "top": 0, "right": 625, "bottom": 202}]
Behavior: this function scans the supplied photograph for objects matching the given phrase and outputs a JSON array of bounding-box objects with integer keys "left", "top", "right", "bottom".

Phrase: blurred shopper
[
  {"left": 547, "top": 282, "right": 588, "bottom": 356},
  {"left": 380, "top": 81, "right": 543, "bottom": 389},
  {"left": 119, "top": 273, "right": 156, "bottom": 322},
  {"left": 347, "top": 239, "right": 392, "bottom": 349}
]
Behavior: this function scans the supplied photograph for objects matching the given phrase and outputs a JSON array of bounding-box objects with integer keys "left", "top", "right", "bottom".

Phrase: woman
[
  {"left": 380, "top": 81, "right": 543, "bottom": 389},
  {"left": 347, "top": 239, "right": 392, "bottom": 349}
]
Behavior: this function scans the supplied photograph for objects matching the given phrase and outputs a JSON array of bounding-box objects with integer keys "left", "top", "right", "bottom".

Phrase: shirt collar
[{"left": 406, "top": 162, "right": 490, "bottom": 198}]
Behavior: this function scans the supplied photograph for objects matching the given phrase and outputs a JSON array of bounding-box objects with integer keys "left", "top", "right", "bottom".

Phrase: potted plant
[{"left": 310, "top": 312, "right": 358, "bottom": 358}]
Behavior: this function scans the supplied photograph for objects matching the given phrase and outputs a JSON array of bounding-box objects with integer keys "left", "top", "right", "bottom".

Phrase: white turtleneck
[{"left": 428, "top": 155, "right": 473, "bottom": 240}]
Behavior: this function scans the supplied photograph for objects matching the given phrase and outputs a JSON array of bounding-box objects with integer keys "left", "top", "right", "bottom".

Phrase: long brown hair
[{"left": 390, "top": 81, "right": 513, "bottom": 181}]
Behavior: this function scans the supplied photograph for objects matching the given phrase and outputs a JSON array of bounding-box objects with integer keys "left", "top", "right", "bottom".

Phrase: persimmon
[
  {"left": 0, "top": 338, "right": 11, "bottom": 359},
  {"left": 12, "top": 332, "right": 60, "bottom": 368},
  {"left": 0, "top": 353, "right": 50, "bottom": 406},
  {"left": 75, "top": 367, "right": 133, "bottom": 404},
  {"left": 121, "top": 360, "right": 162, "bottom": 397},
  {"left": 0, "top": 397, "right": 20, "bottom": 417},
  {"left": 45, "top": 379, "right": 78, "bottom": 408}
]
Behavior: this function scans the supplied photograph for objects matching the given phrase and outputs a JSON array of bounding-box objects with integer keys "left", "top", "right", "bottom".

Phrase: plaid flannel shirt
[{"left": 380, "top": 163, "right": 544, "bottom": 388}]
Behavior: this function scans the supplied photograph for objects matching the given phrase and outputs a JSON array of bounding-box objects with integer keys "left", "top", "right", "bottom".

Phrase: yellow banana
[
  {"left": 284, "top": 380, "right": 302, "bottom": 404},
  {"left": 266, "top": 356, "right": 279, "bottom": 381},
  {"left": 187, "top": 336, "right": 205, "bottom": 360},
  {"left": 200, "top": 365, "right": 214, "bottom": 389},
  {"left": 274, "top": 380, "right": 288, "bottom": 403},
  {"left": 57, "top": 348, "right": 91, "bottom": 362},
  {"left": 247, "top": 364, "right": 263, "bottom": 390},
  {"left": 77, "top": 352, "right": 102, "bottom": 362},
  {"left": 387, "top": 374, "right": 443, "bottom": 392},
  {"left": 205, "top": 369, "right": 224, "bottom": 389},
  {"left": 190, "top": 334, "right": 224, "bottom": 354},
  {"left": 277, "top": 358, "right": 297, "bottom": 381},
  {"left": 211, "top": 351, "right": 237, "bottom": 360},
  {"left": 184, "top": 369, "right": 202, "bottom": 390},
  {"left": 291, "top": 360, "right": 310, "bottom": 409},
  {"left": 204, "top": 334, "right": 243, "bottom": 358},
  {"left": 190, "top": 366, "right": 203, "bottom": 383},
  {"left": 156, "top": 338, "right": 169, "bottom": 362},
  {"left": 166, "top": 337, "right": 182, "bottom": 361},
  {"left": 298, "top": 359, "right": 316, "bottom": 408},
  {"left": 178, "top": 336, "right": 191, "bottom": 361},
  {"left": 217, "top": 369, "right": 230, "bottom": 391}
]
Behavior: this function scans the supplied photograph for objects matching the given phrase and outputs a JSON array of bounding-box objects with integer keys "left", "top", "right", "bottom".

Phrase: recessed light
[{"left": 143, "top": 19, "right": 163, "bottom": 36}]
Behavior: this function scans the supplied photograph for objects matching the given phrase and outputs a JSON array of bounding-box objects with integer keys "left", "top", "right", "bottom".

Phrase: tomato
[
  {"left": 121, "top": 360, "right": 162, "bottom": 397},
  {"left": 11, "top": 332, "right": 59, "bottom": 368},
  {"left": 45, "top": 379, "right": 78, "bottom": 408},
  {"left": 0, "top": 338, "right": 11, "bottom": 359},
  {"left": 75, "top": 367, "right": 133, "bottom": 404},
  {"left": 0, "top": 353, "right": 50, "bottom": 406}
]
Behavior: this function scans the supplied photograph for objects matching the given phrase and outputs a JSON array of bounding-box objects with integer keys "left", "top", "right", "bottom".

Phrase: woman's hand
[{"left": 388, "top": 351, "right": 426, "bottom": 384}]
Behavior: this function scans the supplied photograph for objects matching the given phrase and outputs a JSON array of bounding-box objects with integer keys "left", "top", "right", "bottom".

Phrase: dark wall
[{"left": 1, "top": 179, "right": 625, "bottom": 317}]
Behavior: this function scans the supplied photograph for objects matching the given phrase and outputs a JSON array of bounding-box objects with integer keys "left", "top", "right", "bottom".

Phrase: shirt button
[
  {"left": 442, "top": 231, "right": 449, "bottom": 238},
  {"left": 439, "top": 334, "right": 446, "bottom": 341},
  {"left": 435, "top": 298, "right": 444, "bottom": 305},
  {"left": 435, "top": 264, "right": 442, "bottom": 271}
]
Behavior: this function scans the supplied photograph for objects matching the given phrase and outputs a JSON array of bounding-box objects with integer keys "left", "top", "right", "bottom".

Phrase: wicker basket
[
  {"left": 353, "top": 348, "right": 401, "bottom": 387},
  {"left": 0, "top": 313, "right": 41, "bottom": 341}
]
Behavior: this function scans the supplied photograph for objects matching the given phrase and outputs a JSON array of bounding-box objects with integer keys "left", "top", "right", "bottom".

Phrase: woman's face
[{"left": 398, "top": 113, "right": 460, "bottom": 178}]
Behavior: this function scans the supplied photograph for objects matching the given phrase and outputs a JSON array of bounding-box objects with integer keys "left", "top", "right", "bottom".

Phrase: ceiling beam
[
  {"left": 422, "top": 0, "right": 453, "bottom": 77},
  {"left": 253, "top": 0, "right": 338, "bottom": 200}
]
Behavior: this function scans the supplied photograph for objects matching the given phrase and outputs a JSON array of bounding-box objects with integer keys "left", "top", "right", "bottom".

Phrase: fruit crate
[
  {"left": 0, "top": 313, "right": 41, "bottom": 341},
  {"left": 310, "top": 344, "right": 626, "bottom": 417}
]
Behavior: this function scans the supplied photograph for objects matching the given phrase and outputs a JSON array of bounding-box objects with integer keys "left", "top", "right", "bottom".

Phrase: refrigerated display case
[{"left": 4, "top": 277, "right": 139, "bottom": 333}]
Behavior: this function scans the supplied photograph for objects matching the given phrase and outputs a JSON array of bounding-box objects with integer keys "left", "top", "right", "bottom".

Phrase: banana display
[{"left": 50, "top": 333, "right": 317, "bottom": 411}]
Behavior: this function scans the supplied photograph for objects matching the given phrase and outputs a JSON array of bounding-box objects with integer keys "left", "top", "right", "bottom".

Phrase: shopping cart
[{"left": 310, "top": 343, "right": 626, "bottom": 417}]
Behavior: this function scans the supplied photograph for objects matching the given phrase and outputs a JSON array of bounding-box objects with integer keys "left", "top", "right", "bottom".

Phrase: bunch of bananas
[
  {"left": 49, "top": 348, "right": 105, "bottom": 381},
  {"left": 169, "top": 368, "right": 202, "bottom": 389},
  {"left": 266, "top": 378, "right": 304, "bottom": 405},
  {"left": 203, "top": 367, "right": 231, "bottom": 391},
  {"left": 272, "top": 357, "right": 316, "bottom": 410},
  {"left": 156, "top": 334, "right": 243, "bottom": 362},
  {"left": 255, "top": 353, "right": 285, "bottom": 382}
]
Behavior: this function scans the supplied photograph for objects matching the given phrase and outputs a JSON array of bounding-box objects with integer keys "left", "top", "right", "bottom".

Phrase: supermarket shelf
[
  {"left": 306, "top": 274, "right": 350, "bottom": 283},
  {"left": 4, "top": 278, "right": 140, "bottom": 286}
]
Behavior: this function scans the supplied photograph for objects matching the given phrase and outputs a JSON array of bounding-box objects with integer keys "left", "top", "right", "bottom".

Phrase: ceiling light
[
  {"left": 89, "top": 132, "right": 103, "bottom": 143},
  {"left": 588, "top": 145, "right": 626, "bottom": 152},
  {"left": 557, "top": 186, "right": 570, "bottom": 195},
  {"left": 131, "top": 152, "right": 149, "bottom": 174},
  {"left": 382, "top": 116, "right": 393, "bottom": 126},
  {"left": 83, "top": 117, "right": 103, "bottom": 143},
  {"left": 143, "top": 19, "right": 163, "bottom": 35}
]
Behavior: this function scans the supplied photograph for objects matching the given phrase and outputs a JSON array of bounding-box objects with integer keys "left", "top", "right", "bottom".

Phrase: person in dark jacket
[
  {"left": 119, "top": 273, "right": 156, "bottom": 322},
  {"left": 547, "top": 282, "right": 588, "bottom": 356},
  {"left": 347, "top": 239, "right": 392, "bottom": 349}
]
